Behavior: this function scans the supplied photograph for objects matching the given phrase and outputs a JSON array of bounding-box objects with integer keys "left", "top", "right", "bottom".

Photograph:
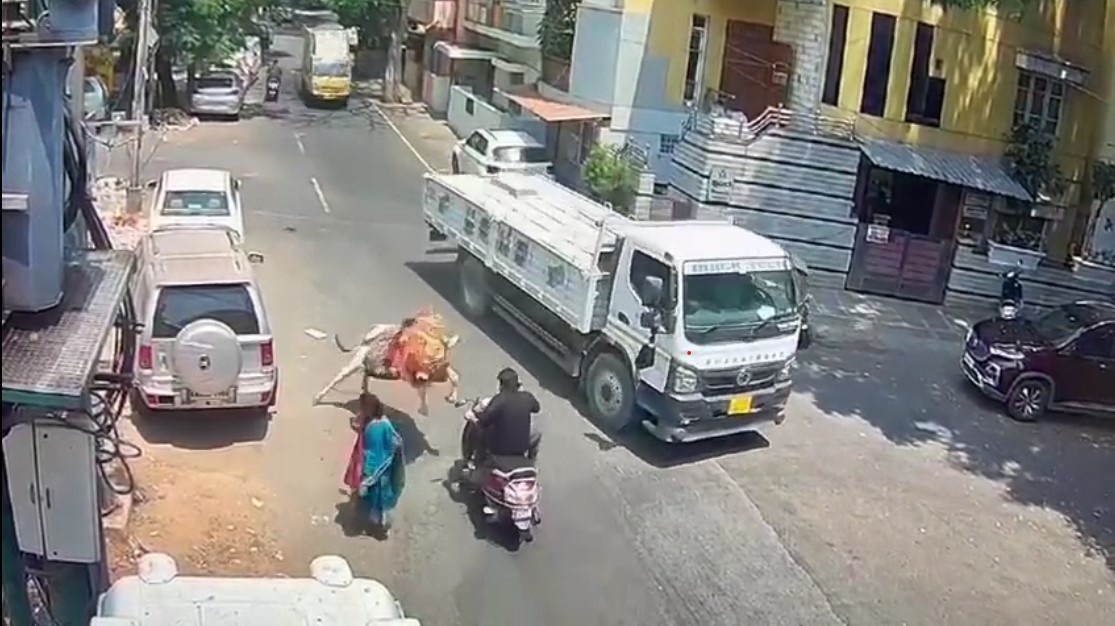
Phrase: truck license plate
[{"left": 728, "top": 396, "right": 753, "bottom": 415}]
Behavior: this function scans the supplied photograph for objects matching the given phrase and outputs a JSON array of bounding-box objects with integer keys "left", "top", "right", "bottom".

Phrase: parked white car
[
  {"left": 148, "top": 168, "right": 246, "bottom": 241},
  {"left": 130, "top": 226, "right": 277, "bottom": 414},
  {"left": 451, "top": 129, "right": 553, "bottom": 176}
]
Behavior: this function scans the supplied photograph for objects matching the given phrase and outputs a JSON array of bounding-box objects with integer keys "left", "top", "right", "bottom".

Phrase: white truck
[{"left": 423, "top": 173, "right": 802, "bottom": 443}]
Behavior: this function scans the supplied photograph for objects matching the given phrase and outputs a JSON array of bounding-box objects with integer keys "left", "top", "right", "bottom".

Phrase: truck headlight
[
  {"left": 671, "top": 364, "right": 700, "bottom": 394},
  {"left": 777, "top": 358, "right": 795, "bottom": 381}
]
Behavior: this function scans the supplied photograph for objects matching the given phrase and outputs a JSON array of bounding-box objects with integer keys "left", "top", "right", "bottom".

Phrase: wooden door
[{"left": 719, "top": 21, "right": 793, "bottom": 119}]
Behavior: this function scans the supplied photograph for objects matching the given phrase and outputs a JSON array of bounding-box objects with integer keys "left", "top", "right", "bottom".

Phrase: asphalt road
[{"left": 122, "top": 35, "right": 1114, "bottom": 626}]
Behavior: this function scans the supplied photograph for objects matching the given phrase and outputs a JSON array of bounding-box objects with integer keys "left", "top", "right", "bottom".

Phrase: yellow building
[
  {"left": 653, "top": 0, "right": 1113, "bottom": 305},
  {"left": 816, "top": 0, "right": 1110, "bottom": 259}
]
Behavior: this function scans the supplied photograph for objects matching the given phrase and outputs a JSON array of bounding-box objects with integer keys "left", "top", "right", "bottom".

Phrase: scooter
[
  {"left": 264, "top": 75, "right": 280, "bottom": 103},
  {"left": 459, "top": 397, "right": 541, "bottom": 546},
  {"left": 999, "top": 269, "right": 1023, "bottom": 320}
]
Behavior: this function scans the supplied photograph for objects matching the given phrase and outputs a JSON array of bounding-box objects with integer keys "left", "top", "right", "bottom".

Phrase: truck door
[{"left": 610, "top": 245, "right": 672, "bottom": 392}]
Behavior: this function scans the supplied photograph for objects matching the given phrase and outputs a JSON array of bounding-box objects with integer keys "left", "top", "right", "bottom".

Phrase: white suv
[{"left": 130, "top": 226, "right": 277, "bottom": 413}]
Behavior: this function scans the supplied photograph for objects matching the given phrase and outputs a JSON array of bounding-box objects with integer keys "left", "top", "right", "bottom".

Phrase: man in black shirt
[{"left": 469, "top": 368, "right": 540, "bottom": 463}]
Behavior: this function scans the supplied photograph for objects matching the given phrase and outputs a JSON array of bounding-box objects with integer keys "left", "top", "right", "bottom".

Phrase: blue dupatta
[{"left": 360, "top": 417, "right": 405, "bottom": 516}]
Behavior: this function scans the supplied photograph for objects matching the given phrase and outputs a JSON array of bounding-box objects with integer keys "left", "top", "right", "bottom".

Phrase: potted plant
[
  {"left": 582, "top": 144, "right": 638, "bottom": 216},
  {"left": 988, "top": 214, "right": 1046, "bottom": 270},
  {"left": 991, "top": 122, "right": 1064, "bottom": 269}
]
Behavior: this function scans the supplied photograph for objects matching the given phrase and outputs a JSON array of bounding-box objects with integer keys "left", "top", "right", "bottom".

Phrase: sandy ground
[{"left": 105, "top": 443, "right": 287, "bottom": 580}]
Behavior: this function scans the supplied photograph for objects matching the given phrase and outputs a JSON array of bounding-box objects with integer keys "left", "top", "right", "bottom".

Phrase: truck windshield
[{"left": 683, "top": 270, "right": 797, "bottom": 344}]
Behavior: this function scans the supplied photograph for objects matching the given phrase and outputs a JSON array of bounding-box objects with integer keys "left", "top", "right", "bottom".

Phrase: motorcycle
[
  {"left": 264, "top": 75, "right": 280, "bottom": 102},
  {"left": 999, "top": 269, "right": 1023, "bottom": 320},
  {"left": 459, "top": 397, "right": 541, "bottom": 546}
]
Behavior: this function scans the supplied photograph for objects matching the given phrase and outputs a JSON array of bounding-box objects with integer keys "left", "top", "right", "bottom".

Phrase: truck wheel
[
  {"left": 584, "top": 351, "right": 635, "bottom": 433},
  {"left": 457, "top": 253, "right": 491, "bottom": 318}
]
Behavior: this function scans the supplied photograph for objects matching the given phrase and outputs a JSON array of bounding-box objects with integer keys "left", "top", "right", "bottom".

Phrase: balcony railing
[
  {"left": 684, "top": 88, "right": 857, "bottom": 145},
  {"left": 465, "top": 0, "right": 544, "bottom": 43}
]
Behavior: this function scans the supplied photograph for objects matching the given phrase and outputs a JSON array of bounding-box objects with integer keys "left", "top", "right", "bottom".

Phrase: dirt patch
[{"left": 107, "top": 455, "right": 288, "bottom": 580}]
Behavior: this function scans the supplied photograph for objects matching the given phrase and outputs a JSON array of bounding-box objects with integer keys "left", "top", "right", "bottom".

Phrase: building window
[
  {"left": 683, "top": 14, "right": 710, "bottom": 104},
  {"left": 509, "top": 72, "right": 524, "bottom": 86},
  {"left": 822, "top": 4, "right": 850, "bottom": 106},
  {"left": 905, "top": 22, "right": 944, "bottom": 127},
  {"left": 860, "top": 12, "right": 896, "bottom": 117},
  {"left": 659, "top": 134, "right": 680, "bottom": 155},
  {"left": 1013, "top": 72, "right": 1064, "bottom": 135}
]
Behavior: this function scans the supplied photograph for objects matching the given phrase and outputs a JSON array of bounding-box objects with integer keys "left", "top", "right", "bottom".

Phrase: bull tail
[{"left": 334, "top": 334, "right": 354, "bottom": 353}]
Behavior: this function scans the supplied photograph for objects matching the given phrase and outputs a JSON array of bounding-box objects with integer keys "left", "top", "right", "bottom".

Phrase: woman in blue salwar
[{"left": 355, "top": 393, "right": 406, "bottom": 533}]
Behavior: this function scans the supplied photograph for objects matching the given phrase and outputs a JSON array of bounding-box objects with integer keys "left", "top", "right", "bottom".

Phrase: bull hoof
[
  {"left": 446, "top": 396, "right": 465, "bottom": 408},
  {"left": 417, "top": 402, "right": 430, "bottom": 416}
]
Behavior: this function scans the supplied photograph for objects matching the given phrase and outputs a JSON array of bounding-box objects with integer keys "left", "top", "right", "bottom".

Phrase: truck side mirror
[
  {"left": 635, "top": 343, "right": 655, "bottom": 369},
  {"left": 639, "top": 309, "right": 660, "bottom": 330},
  {"left": 639, "top": 275, "right": 663, "bottom": 308}
]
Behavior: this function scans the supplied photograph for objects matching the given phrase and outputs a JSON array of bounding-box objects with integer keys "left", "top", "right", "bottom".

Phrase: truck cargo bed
[{"left": 424, "top": 173, "right": 624, "bottom": 333}]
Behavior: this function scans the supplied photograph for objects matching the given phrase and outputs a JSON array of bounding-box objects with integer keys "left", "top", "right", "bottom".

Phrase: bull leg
[
  {"left": 416, "top": 383, "right": 430, "bottom": 416},
  {"left": 313, "top": 348, "right": 369, "bottom": 405},
  {"left": 444, "top": 366, "right": 463, "bottom": 406}
]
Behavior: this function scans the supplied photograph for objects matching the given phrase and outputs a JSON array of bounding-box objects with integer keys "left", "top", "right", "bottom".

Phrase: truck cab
[{"left": 598, "top": 222, "right": 798, "bottom": 442}]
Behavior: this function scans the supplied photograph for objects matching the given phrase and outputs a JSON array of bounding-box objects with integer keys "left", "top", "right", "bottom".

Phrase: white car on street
[
  {"left": 130, "top": 226, "right": 276, "bottom": 414},
  {"left": 148, "top": 168, "right": 246, "bottom": 241},
  {"left": 451, "top": 129, "right": 553, "bottom": 176}
]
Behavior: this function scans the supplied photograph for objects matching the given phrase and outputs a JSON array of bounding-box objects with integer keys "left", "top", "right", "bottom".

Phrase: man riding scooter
[{"left": 463, "top": 368, "right": 541, "bottom": 471}]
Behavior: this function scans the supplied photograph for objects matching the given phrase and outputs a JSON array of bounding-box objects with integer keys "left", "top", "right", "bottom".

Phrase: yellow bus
[{"left": 301, "top": 25, "right": 352, "bottom": 104}]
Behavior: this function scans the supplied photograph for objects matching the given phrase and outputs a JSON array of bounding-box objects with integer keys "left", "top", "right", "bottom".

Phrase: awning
[
  {"left": 860, "top": 138, "right": 1032, "bottom": 202},
  {"left": 506, "top": 88, "right": 609, "bottom": 123},
  {"left": 432, "top": 41, "right": 500, "bottom": 61}
]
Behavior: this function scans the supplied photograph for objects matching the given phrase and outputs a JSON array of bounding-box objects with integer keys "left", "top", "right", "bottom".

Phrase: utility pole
[
  {"left": 127, "top": 0, "right": 151, "bottom": 212},
  {"left": 69, "top": 46, "right": 86, "bottom": 125}
]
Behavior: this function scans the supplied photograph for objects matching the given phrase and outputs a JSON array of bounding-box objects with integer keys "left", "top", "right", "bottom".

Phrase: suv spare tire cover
[{"left": 172, "top": 319, "right": 243, "bottom": 395}]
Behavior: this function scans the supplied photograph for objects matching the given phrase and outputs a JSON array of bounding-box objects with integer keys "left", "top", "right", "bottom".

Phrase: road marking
[
  {"left": 310, "top": 177, "right": 330, "bottom": 213},
  {"left": 294, "top": 133, "right": 306, "bottom": 154},
  {"left": 369, "top": 100, "right": 434, "bottom": 172}
]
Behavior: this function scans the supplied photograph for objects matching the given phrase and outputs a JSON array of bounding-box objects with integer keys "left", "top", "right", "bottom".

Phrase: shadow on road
[
  {"left": 128, "top": 406, "right": 271, "bottom": 450},
  {"left": 322, "top": 397, "right": 439, "bottom": 464},
  {"left": 440, "top": 461, "right": 524, "bottom": 552},
  {"left": 794, "top": 337, "right": 1115, "bottom": 574},
  {"left": 406, "top": 258, "right": 770, "bottom": 469}
]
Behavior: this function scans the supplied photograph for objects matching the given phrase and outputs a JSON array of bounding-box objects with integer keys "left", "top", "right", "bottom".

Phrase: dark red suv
[{"left": 961, "top": 300, "right": 1115, "bottom": 422}]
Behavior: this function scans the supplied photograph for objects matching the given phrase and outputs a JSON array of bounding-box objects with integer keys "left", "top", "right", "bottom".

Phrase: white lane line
[
  {"left": 369, "top": 100, "right": 434, "bottom": 172},
  {"left": 310, "top": 177, "right": 330, "bottom": 213},
  {"left": 294, "top": 133, "right": 307, "bottom": 154}
]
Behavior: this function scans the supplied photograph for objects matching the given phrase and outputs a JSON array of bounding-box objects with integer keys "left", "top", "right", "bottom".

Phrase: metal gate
[{"left": 845, "top": 224, "right": 956, "bottom": 304}]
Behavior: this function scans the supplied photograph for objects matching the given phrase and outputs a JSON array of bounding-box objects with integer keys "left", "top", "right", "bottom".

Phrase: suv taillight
[
  {"left": 138, "top": 345, "right": 153, "bottom": 370},
  {"left": 260, "top": 340, "right": 274, "bottom": 367}
]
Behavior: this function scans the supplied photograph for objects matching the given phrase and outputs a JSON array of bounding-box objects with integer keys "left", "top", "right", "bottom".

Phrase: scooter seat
[{"left": 488, "top": 456, "right": 536, "bottom": 481}]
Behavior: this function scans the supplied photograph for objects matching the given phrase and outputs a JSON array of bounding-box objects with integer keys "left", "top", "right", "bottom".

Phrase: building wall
[
  {"left": 1097, "top": 2, "right": 1115, "bottom": 163},
  {"left": 825, "top": 1, "right": 1105, "bottom": 172},
  {"left": 822, "top": 0, "right": 1109, "bottom": 260}
]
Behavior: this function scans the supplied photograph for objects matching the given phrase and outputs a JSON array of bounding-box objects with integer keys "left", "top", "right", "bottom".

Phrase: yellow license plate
[{"left": 728, "top": 396, "right": 753, "bottom": 415}]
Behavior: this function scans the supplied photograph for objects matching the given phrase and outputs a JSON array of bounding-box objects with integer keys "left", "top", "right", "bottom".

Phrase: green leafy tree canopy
[
  {"left": 583, "top": 144, "right": 637, "bottom": 216},
  {"left": 326, "top": 0, "right": 401, "bottom": 49},
  {"left": 538, "top": 0, "right": 579, "bottom": 60},
  {"left": 158, "top": 0, "right": 268, "bottom": 68}
]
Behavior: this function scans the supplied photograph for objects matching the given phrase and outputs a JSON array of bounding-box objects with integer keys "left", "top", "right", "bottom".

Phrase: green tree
[
  {"left": 583, "top": 144, "right": 637, "bottom": 216},
  {"left": 153, "top": 0, "right": 269, "bottom": 105},
  {"left": 325, "top": 0, "right": 406, "bottom": 101},
  {"left": 537, "top": 0, "right": 579, "bottom": 60}
]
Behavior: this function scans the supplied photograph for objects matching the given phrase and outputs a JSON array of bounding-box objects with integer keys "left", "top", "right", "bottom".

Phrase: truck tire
[
  {"left": 584, "top": 351, "right": 636, "bottom": 433},
  {"left": 457, "top": 252, "right": 492, "bottom": 318}
]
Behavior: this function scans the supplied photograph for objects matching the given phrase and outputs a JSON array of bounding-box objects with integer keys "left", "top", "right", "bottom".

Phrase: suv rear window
[
  {"left": 493, "top": 146, "right": 549, "bottom": 164},
  {"left": 152, "top": 284, "right": 260, "bottom": 338},
  {"left": 162, "top": 190, "right": 230, "bottom": 216},
  {"left": 196, "top": 76, "right": 237, "bottom": 90}
]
